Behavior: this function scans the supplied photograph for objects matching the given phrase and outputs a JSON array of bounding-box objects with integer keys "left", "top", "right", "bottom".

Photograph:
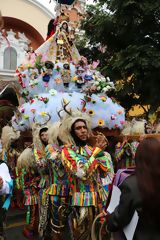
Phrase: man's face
[
  {"left": 73, "top": 121, "right": 88, "bottom": 142},
  {"left": 40, "top": 131, "right": 49, "bottom": 144}
]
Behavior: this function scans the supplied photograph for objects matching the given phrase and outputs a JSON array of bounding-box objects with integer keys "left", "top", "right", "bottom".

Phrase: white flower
[
  {"left": 97, "top": 86, "right": 101, "bottom": 91},
  {"left": 97, "top": 78, "right": 101, "bottom": 82},
  {"left": 49, "top": 89, "right": 57, "bottom": 96},
  {"left": 107, "top": 77, "right": 110, "bottom": 82},
  {"left": 94, "top": 81, "right": 99, "bottom": 86},
  {"left": 109, "top": 82, "right": 114, "bottom": 87},
  {"left": 103, "top": 87, "right": 108, "bottom": 92},
  {"left": 101, "top": 77, "right": 106, "bottom": 82}
]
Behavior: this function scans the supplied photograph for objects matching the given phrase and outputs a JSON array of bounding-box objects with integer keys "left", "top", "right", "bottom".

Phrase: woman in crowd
[{"left": 107, "top": 137, "right": 160, "bottom": 239}]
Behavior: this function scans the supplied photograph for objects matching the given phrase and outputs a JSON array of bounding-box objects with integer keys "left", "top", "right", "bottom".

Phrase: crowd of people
[
  {"left": 1, "top": 110, "right": 160, "bottom": 240},
  {"left": 0, "top": 108, "right": 114, "bottom": 240}
]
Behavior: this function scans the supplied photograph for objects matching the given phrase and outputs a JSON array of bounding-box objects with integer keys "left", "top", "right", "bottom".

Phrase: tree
[{"left": 82, "top": 0, "right": 160, "bottom": 115}]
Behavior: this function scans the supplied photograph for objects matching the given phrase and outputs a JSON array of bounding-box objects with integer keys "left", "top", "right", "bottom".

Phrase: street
[{"left": 5, "top": 208, "right": 39, "bottom": 240}]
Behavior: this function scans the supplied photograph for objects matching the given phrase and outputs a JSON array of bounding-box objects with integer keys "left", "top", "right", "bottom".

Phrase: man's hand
[
  {"left": 95, "top": 133, "right": 108, "bottom": 150},
  {"left": 0, "top": 177, "right": 3, "bottom": 189}
]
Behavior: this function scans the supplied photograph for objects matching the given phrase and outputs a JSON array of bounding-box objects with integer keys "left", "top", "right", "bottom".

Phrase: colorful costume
[
  {"left": 44, "top": 144, "right": 70, "bottom": 240},
  {"left": 58, "top": 110, "right": 114, "bottom": 240},
  {"left": 115, "top": 141, "right": 139, "bottom": 170},
  {"left": 32, "top": 125, "right": 50, "bottom": 238},
  {"left": 17, "top": 147, "right": 40, "bottom": 240}
]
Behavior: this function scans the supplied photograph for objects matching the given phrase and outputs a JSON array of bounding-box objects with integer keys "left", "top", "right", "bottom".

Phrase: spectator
[
  {"left": 0, "top": 160, "right": 12, "bottom": 239},
  {"left": 107, "top": 137, "right": 160, "bottom": 239}
]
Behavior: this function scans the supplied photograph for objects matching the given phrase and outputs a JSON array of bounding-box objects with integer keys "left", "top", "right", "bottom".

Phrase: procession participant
[
  {"left": 17, "top": 147, "right": 40, "bottom": 240},
  {"left": 59, "top": 108, "right": 114, "bottom": 240},
  {"left": 32, "top": 124, "right": 50, "bottom": 238},
  {"left": 41, "top": 121, "right": 70, "bottom": 240},
  {"left": 1, "top": 126, "right": 23, "bottom": 209}
]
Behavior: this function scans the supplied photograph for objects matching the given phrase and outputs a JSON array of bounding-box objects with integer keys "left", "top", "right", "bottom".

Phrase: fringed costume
[
  {"left": 32, "top": 124, "right": 50, "bottom": 238},
  {"left": 43, "top": 143, "right": 70, "bottom": 240},
  {"left": 17, "top": 147, "right": 40, "bottom": 239},
  {"left": 58, "top": 110, "right": 114, "bottom": 240},
  {"left": 62, "top": 145, "right": 113, "bottom": 240}
]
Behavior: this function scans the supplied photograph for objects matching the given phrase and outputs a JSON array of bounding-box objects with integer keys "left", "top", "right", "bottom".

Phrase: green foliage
[{"left": 82, "top": 0, "right": 160, "bottom": 114}]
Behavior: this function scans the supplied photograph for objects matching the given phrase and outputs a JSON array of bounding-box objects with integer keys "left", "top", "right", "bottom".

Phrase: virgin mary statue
[{"left": 36, "top": 19, "right": 81, "bottom": 64}]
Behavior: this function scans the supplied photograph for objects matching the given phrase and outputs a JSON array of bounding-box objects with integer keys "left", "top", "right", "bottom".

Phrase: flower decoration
[
  {"left": 72, "top": 76, "right": 78, "bottom": 81},
  {"left": 98, "top": 119, "right": 105, "bottom": 126},
  {"left": 22, "top": 90, "right": 29, "bottom": 96},
  {"left": 88, "top": 109, "right": 95, "bottom": 116},
  {"left": 30, "top": 99, "right": 35, "bottom": 104},
  {"left": 49, "top": 89, "right": 57, "bottom": 96},
  {"left": 23, "top": 115, "right": 29, "bottom": 120},
  {"left": 83, "top": 72, "right": 115, "bottom": 95},
  {"left": 84, "top": 95, "right": 92, "bottom": 102},
  {"left": 100, "top": 96, "right": 107, "bottom": 102},
  {"left": 34, "top": 54, "right": 44, "bottom": 73},
  {"left": 117, "top": 110, "right": 123, "bottom": 115},
  {"left": 39, "top": 97, "right": 49, "bottom": 104},
  {"left": 31, "top": 109, "right": 36, "bottom": 113},
  {"left": 29, "top": 79, "right": 38, "bottom": 87},
  {"left": 39, "top": 112, "right": 47, "bottom": 117}
]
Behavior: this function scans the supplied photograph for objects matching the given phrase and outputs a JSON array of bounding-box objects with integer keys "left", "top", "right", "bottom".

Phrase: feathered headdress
[
  {"left": 17, "top": 147, "right": 35, "bottom": 172},
  {"left": 58, "top": 102, "right": 91, "bottom": 145},
  {"left": 1, "top": 126, "right": 20, "bottom": 150},
  {"left": 31, "top": 113, "right": 51, "bottom": 149},
  {"left": 48, "top": 121, "right": 61, "bottom": 145},
  {"left": 121, "top": 119, "right": 146, "bottom": 136}
]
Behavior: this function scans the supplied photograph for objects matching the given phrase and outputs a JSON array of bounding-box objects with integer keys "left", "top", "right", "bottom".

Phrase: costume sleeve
[
  {"left": 107, "top": 180, "right": 135, "bottom": 232},
  {"left": 45, "top": 145, "right": 59, "bottom": 161},
  {"left": 61, "top": 146, "right": 110, "bottom": 178},
  {"left": 34, "top": 148, "right": 47, "bottom": 168},
  {"left": 0, "top": 163, "right": 11, "bottom": 195},
  {"left": 96, "top": 151, "right": 114, "bottom": 175},
  {"left": 45, "top": 145, "right": 62, "bottom": 168}
]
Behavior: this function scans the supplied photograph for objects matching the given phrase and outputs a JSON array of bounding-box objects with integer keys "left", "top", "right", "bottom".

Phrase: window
[{"left": 3, "top": 47, "right": 17, "bottom": 70}]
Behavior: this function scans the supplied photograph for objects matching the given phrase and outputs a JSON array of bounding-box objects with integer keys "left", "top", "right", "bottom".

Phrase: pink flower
[{"left": 31, "top": 109, "right": 36, "bottom": 113}]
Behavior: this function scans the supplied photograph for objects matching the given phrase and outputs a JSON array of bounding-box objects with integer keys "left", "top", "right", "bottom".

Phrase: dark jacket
[{"left": 107, "top": 174, "right": 160, "bottom": 240}]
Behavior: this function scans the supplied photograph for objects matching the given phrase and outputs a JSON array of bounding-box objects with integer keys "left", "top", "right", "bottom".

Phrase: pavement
[
  {"left": 5, "top": 208, "right": 39, "bottom": 240},
  {"left": 5, "top": 208, "right": 26, "bottom": 240}
]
